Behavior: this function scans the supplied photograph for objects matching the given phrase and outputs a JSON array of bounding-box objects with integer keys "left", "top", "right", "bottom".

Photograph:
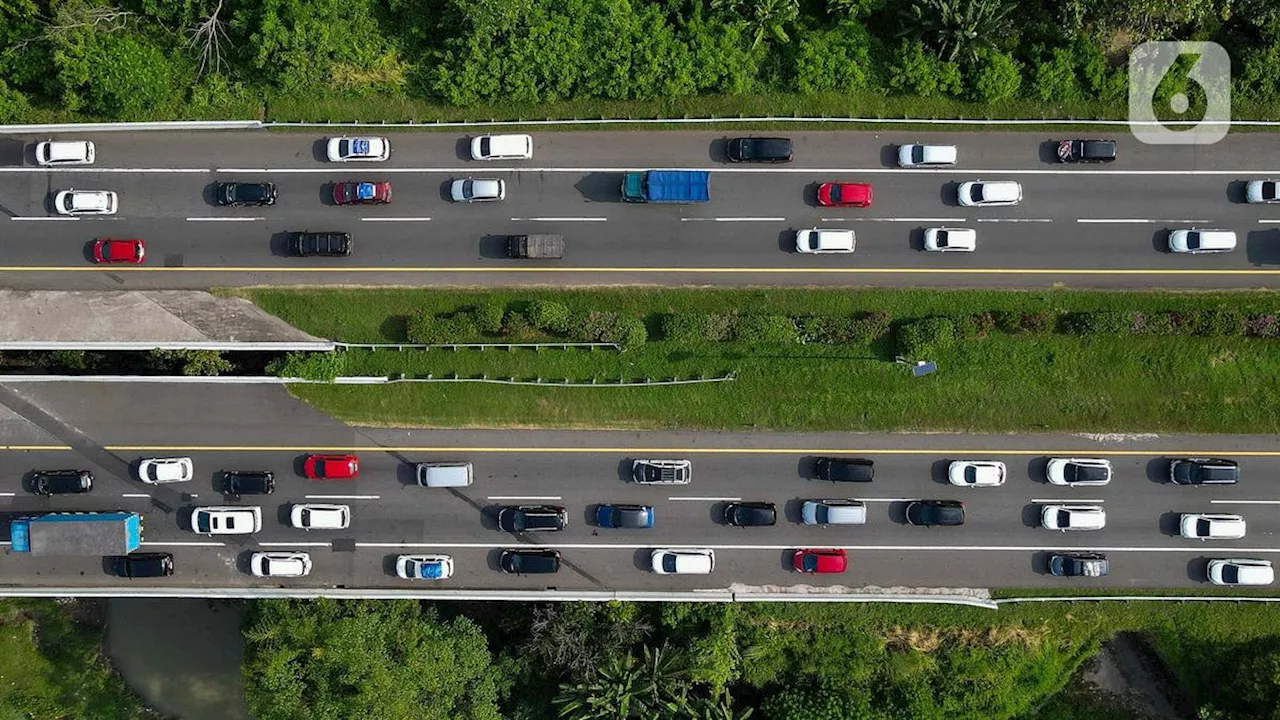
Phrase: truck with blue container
[
  {"left": 10, "top": 512, "right": 142, "bottom": 555},
  {"left": 621, "top": 170, "right": 710, "bottom": 204}
]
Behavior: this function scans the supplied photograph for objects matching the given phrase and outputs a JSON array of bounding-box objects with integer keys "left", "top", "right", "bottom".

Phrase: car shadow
[
  {"left": 81, "top": 241, "right": 98, "bottom": 265},
  {"left": 940, "top": 181, "right": 961, "bottom": 207},
  {"left": 1021, "top": 503, "right": 1043, "bottom": 529},
  {"left": 292, "top": 455, "right": 310, "bottom": 477},
  {"left": 383, "top": 553, "right": 402, "bottom": 578},
  {"left": 1145, "top": 458, "right": 1170, "bottom": 485},
  {"left": 574, "top": 172, "right": 623, "bottom": 202},
  {"left": 783, "top": 498, "right": 806, "bottom": 524},
  {"left": 311, "top": 139, "right": 330, "bottom": 163},
  {"left": 456, "top": 137, "right": 473, "bottom": 161},
  {"left": 584, "top": 504, "right": 600, "bottom": 528},
  {"left": 780, "top": 549, "right": 796, "bottom": 572},
  {"left": 269, "top": 232, "right": 294, "bottom": 258},
  {"left": 1246, "top": 229, "right": 1280, "bottom": 265},
  {"left": 712, "top": 502, "right": 730, "bottom": 526},
  {"left": 1037, "top": 140, "right": 1062, "bottom": 164},
  {"left": 633, "top": 548, "right": 652, "bottom": 572},
  {"left": 202, "top": 182, "right": 221, "bottom": 207},
  {"left": 1151, "top": 228, "right": 1171, "bottom": 254},
  {"left": 1158, "top": 511, "right": 1183, "bottom": 537},
  {"left": 1031, "top": 550, "right": 1053, "bottom": 575},
  {"left": 1188, "top": 556, "right": 1211, "bottom": 582},
  {"left": 888, "top": 501, "right": 910, "bottom": 525},
  {"left": 908, "top": 227, "right": 926, "bottom": 252},
  {"left": 275, "top": 504, "right": 293, "bottom": 528},
  {"left": 800, "top": 456, "right": 820, "bottom": 479},
  {"left": 616, "top": 459, "right": 634, "bottom": 484},
  {"left": 930, "top": 459, "right": 951, "bottom": 485},
  {"left": 395, "top": 463, "right": 419, "bottom": 487},
  {"left": 1226, "top": 180, "right": 1249, "bottom": 204},
  {"left": 803, "top": 182, "right": 821, "bottom": 207},
  {"left": 440, "top": 180, "right": 457, "bottom": 202},
  {"left": 709, "top": 138, "right": 729, "bottom": 163},
  {"left": 1, "top": 139, "right": 28, "bottom": 167},
  {"left": 778, "top": 229, "right": 797, "bottom": 253},
  {"left": 320, "top": 183, "right": 338, "bottom": 206},
  {"left": 236, "top": 550, "right": 256, "bottom": 576},
  {"left": 479, "top": 234, "right": 510, "bottom": 259},
  {"left": 487, "top": 548, "right": 506, "bottom": 572},
  {"left": 879, "top": 144, "right": 899, "bottom": 168},
  {"left": 99, "top": 556, "right": 120, "bottom": 577},
  {"left": 177, "top": 506, "right": 197, "bottom": 532},
  {"left": 1028, "top": 457, "right": 1050, "bottom": 483}
]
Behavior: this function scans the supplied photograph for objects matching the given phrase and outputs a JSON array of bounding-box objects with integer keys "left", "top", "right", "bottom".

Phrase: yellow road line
[
  {"left": 95, "top": 445, "right": 1280, "bottom": 456},
  {"left": 2, "top": 266, "right": 1280, "bottom": 275}
]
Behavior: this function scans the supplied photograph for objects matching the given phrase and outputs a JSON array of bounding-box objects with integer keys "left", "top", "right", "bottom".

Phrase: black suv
[
  {"left": 223, "top": 470, "right": 275, "bottom": 499},
  {"left": 724, "top": 501, "right": 777, "bottom": 527},
  {"left": 1057, "top": 139, "right": 1117, "bottom": 163},
  {"left": 289, "top": 231, "right": 352, "bottom": 257},
  {"left": 814, "top": 457, "right": 874, "bottom": 482},
  {"left": 905, "top": 499, "right": 965, "bottom": 526},
  {"left": 216, "top": 181, "right": 278, "bottom": 206},
  {"left": 500, "top": 549, "right": 561, "bottom": 574},
  {"left": 32, "top": 469, "right": 93, "bottom": 496},
  {"left": 726, "top": 137, "right": 793, "bottom": 163},
  {"left": 1169, "top": 458, "right": 1239, "bottom": 485},
  {"left": 497, "top": 505, "right": 568, "bottom": 532},
  {"left": 111, "top": 552, "right": 174, "bottom": 578}
]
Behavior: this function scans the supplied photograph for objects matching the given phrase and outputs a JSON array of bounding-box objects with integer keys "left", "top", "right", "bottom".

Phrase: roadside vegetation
[
  {"left": 2, "top": 0, "right": 1278, "bottom": 123},
  {"left": 0, "top": 599, "right": 152, "bottom": 719},
  {"left": 239, "top": 287, "right": 1280, "bottom": 433},
  {"left": 241, "top": 597, "right": 1280, "bottom": 720}
]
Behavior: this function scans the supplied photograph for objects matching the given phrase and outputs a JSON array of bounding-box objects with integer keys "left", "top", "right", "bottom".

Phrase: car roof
[
  {"left": 920, "top": 145, "right": 958, "bottom": 162},
  {"left": 977, "top": 181, "right": 1020, "bottom": 200},
  {"left": 45, "top": 141, "right": 91, "bottom": 161}
]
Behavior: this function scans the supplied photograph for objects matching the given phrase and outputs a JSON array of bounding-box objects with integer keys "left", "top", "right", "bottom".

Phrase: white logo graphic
[{"left": 1129, "top": 41, "right": 1230, "bottom": 145}]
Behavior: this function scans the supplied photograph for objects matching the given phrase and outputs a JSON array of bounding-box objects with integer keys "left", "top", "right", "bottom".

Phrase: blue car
[{"left": 595, "top": 504, "right": 655, "bottom": 529}]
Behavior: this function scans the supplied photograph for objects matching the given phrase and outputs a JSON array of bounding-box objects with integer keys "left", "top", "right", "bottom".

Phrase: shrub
[
  {"left": 1246, "top": 313, "right": 1280, "bottom": 338},
  {"left": 468, "top": 302, "right": 507, "bottom": 334},
  {"left": 967, "top": 48, "right": 1022, "bottom": 103},
  {"left": 1144, "top": 312, "right": 1177, "bottom": 336},
  {"left": 149, "top": 349, "right": 234, "bottom": 376},
  {"left": 616, "top": 317, "right": 648, "bottom": 351},
  {"left": 732, "top": 315, "right": 798, "bottom": 344},
  {"left": 44, "top": 349, "right": 88, "bottom": 371},
  {"left": 502, "top": 310, "right": 536, "bottom": 340},
  {"left": 1019, "top": 311, "right": 1054, "bottom": 334},
  {"left": 662, "top": 313, "right": 714, "bottom": 343},
  {"left": 794, "top": 315, "right": 829, "bottom": 344},
  {"left": 707, "top": 313, "right": 737, "bottom": 341},
  {"left": 407, "top": 310, "right": 444, "bottom": 343},
  {"left": 956, "top": 313, "right": 995, "bottom": 339},
  {"left": 1064, "top": 311, "right": 1131, "bottom": 335},
  {"left": 526, "top": 300, "right": 573, "bottom": 334},
  {"left": 896, "top": 317, "right": 956, "bottom": 357},
  {"left": 849, "top": 311, "right": 891, "bottom": 344},
  {"left": 578, "top": 311, "right": 623, "bottom": 342},
  {"left": 993, "top": 310, "right": 1022, "bottom": 333},
  {"left": 1201, "top": 309, "right": 1247, "bottom": 336},
  {"left": 440, "top": 314, "right": 478, "bottom": 340},
  {"left": 267, "top": 351, "right": 347, "bottom": 382}
]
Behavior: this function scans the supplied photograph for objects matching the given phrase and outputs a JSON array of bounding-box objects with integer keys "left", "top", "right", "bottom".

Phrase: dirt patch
[{"left": 1080, "top": 631, "right": 1196, "bottom": 720}]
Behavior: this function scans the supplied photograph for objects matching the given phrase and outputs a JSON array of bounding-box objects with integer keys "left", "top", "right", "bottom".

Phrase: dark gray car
[
  {"left": 32, "top": 469, "right": 93, "bottom": 496},
  {"left": 497, "top": 505, "right": 568, "bottom": 532},
  {"left": 1169, "top": 458, "right": 1239, "bottom": 485},
  {"left": 726, "top": 137, "right": 793, "bottom": 163},
  {"left": 724, "top": 502, "right": 777, "bottom": 527},
  {"left": 814, "top": 457, "right": 874, "bottom": 482},
  {"left": 1048, "top": 552, "right": 1109, "bottom": 577},
  {"left": 500, "top": 549, "right": 561, "bottom": 574}
]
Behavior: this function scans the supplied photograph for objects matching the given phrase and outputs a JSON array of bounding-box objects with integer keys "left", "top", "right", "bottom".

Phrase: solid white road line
[
  {"left": 1210, "top": 499, "right": 1280, "bottom": 505},
  {"left": 669, "top": 496, "right": 741, "bottom": 502},
  {"left": 185, "top": 217, "right": 262, "bottom": 222},
  {"left": 509, "top": 217, "right": 608, "bottom": 222},
  {"left": 206, "top": 167, "right": 1280, "bottom": 176},
  {"left": 850, "top": 497, "right": 916, "bottom": 503},
  {"left": 1031, "top": 498, "right": 1106, "bottom": 503},
  {"left": 361, "top": 217, "right": 432, "bottom": 222},
  {"left": 832, "top": 217, "right": 965, "bottom": 223},
  {"left": 1077, "top": 218, "right": 1213, "bottom": 224},
  {"left": 487, "top": 496, "right": 563, "bottom": 501},
  {"left": 1258, "top": 220, "right": 1280, "bottom": 224},
  {"left": 353, "top": 541, "right": 1280, "bottom": 552},
  {"left": 10, "top": 217, "right": 77, "bottom": 221},
  {"left": 681, "top": 217, "right": 785, "bottom": 222},
  {"left": 303, "top": 494, "right": 381, "bottom": 500},
  {"left": 258, "top": 542, "right": 335, "bottom": 548},
  {"left": 976, "top": 218, "right": 1053, "bottom": 223},
  {"left": 121, "top": 493, "right": 152, "bottom": 498},
  {"left": 0, "top": 493, "right": 15, "bottom": 497},
  {"left": 141, "top": 541, "right": 224, "bottom": 547}
]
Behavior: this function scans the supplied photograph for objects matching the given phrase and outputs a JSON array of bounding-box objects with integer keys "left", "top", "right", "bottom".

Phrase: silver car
[{"left": 451, "top": 178, "right": 505, "bottom": 202}]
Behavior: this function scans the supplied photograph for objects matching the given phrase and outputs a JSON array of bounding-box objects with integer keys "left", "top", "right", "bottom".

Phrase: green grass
[
  {"left": 0, "top": 600, "right": 150, "bottom": 719},
  {"left": 236, "top": 287, "right": 1280, "bottom": 433}
]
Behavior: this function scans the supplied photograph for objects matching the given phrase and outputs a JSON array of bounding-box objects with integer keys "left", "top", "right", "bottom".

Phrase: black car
[
  {"left": 32, "top": 469, "right": 93, "bottom": 496},
  {"left": 814, "top": 457, "right": 874, "bottom": 482},
  {"left": 1057, "top": 139, "right": 1117, "bottom": 163},
  {"left": 726, "top": 137, "right": 793, "bottom": 163},
  {"left": 723, "top": 501, "right": 777, "bottom": 527},
  {"left": 905, "top": 499, "right": 965, "bottom": 526},
  {"left": 1048, "top": 552, "right": 1109, "bottom": 577},
  {"left": 111, "top": 552, "right": 174, "bottom": 578},
  {"left": 223, "top": 470, "right": 275, "bottom": 499},
  {"left": 289, "top": 231, "right": 352, "bottom": 257},
  {"left": 1169, "top": 458, "right": 1239, "bottom": 485},
  {"left": 216, "top": 181, "right": 278, "bottom": 206},
  {"left": 497, "top": 505, "right": 568, "bottom": 532},
  {"left": 500, "top": 549, "right": 561, "bottom": 574}
]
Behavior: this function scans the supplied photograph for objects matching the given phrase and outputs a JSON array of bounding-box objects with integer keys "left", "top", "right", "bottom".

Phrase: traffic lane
[{"left": 9, "top": 129, "right": 1280, "bottom": 172}]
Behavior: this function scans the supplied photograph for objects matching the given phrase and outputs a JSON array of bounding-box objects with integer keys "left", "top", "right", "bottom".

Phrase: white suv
[
  {"left": 651, "top": 548, "right": 715, "bottom": 574},
  {"left": 1041, "top": 504, "right": 1106, "bottom": 531},
  {"left": 290, "top": 503, "right": 351, "bottom": 530},
  {"left": 898, "top": 144, "right": 957, "bottom": 167},
  {"left": 1208, "top": 559, "right": 1273, "bottom": 586},
  {"left": 250, "top": 552, "right": 312, "bottom": 578},
  {"left": 54, "top": 189, "right": 117, "bottom": 215},
  {"left": 137, "top": 457, "right": 194, "bottom": 485},
  {"left": 36, "top": 140, "right": 95, "bottom": 166},
  {"left": 470, "top": 134, "right": 533, "bottom": 160},
  {"left": 795, "top": 228, "right": 855, "bottom": 254},
  {"left": 192, "top": 506, "right": 262, "bottom": 535},
  {"left": 1180, "top": 513, "right": 1246, "bottom": 540},
  {"left": 957, "top": 181, "right": 1021, "bottom": 207}
]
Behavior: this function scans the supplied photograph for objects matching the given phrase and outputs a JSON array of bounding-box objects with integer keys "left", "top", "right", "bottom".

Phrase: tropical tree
[
  {"left": 712, "top": 0, "right": 800, "bottom": 49},
  {"left": 899, "top": 0, "right": 1012, "bottom": 62},
  {"left": 553, "top": 644, "right": 691, "bottom": 719}
]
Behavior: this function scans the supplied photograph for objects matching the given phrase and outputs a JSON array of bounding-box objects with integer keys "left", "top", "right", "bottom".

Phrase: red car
[
  {"left": 792, "top": 548, "right": 848, "bottom": 574},
  {"left": 333, "top": 181, "right": 392, "bottom": 205},
  {"left": 303, "top": 454, "right": 359, "bottom": 480},
  {"left": 817, "top": 182, "right": 872, "bottom": 208},
  {"left": 93, "top": 238, "right": 145, "bottom": 264}
]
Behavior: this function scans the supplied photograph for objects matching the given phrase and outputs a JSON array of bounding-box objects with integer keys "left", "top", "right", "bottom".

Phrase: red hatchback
[
  {"left": 333, "top": 181, "right": 392, "bottom": 205},
  {"left": 93, "top": 238, "right": 145, "bottom": 264},
  {"left": 792, "top": 548, "right": 848, "bottom": 574},
  {"left": 817, "top": 182, "right": 873, "bottom": 208},
  {"left": 303, "top": 454, "right": 359, "bottom": 480}
]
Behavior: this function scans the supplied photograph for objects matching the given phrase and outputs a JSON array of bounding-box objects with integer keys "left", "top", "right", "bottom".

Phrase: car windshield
[
  {"left": 814, "top": 506, "right": 830, "bottom": 523},
  {"left": 969, "top": 186, "right": 984, "bottom": 202},
  {"left": 935, "top": 231, "right": 949, "bottom": 246},
  {"left": 1196, "top": 519, "right": 1210, "bottom": 535},
  {"left": 829, "top": 185, "right": 842, "bottom": 202},
  {"left": 963, "top": 467, "right": 978, "bottom": 483},
  {"left": 1222, "top": 566, "right": 1240, "bottom": 584},
  {"left": 1186, "top": 232, "right": 1202, "bottom": 250},
  {"left": 479, "top": 138, "right": 491, "bottom": 155},
  {"left": 662, "top": 555, "right": 677, "bottom": 573},
  {"left": 911, "top": 146, "right": 925, "bottom": 163},
  {"left": 196, "top": 514, "right": 212, "bottom": 533},
  {"left": 462, "top": 180, "right": 473, "bottom": 196},
  {"left": 1265, "top": 182, "right": 1278, "bottom": 198},
  {"left": 803, "top": 554, "right": 819, "bottom": 572}
]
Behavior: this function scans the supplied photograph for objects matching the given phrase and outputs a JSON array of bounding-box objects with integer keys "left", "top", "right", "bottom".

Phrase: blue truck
[
  {"left": 621, "top": 170, "right": 710, "bottom": 203},
  {"left": 10, "top": 512, "right": 142, "bottom": 555}
]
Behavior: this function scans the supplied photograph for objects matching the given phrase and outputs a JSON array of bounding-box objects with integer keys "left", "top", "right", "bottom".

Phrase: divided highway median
[{"left": 234, "top": 286, "right": 1280, "bottom": 433}]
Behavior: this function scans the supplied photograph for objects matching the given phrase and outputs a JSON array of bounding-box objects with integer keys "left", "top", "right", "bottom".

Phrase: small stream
[{"left": 105, "top": 599, "right": 251, "bottom": 720}]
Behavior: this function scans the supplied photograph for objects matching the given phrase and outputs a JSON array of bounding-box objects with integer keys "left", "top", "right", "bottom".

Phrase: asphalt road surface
[
  {"left": 2, "top": 130, "right": 1280, "bottom": 288},
  {"left": 0, "top": 382, "right": 1277, "bottom": 592}
]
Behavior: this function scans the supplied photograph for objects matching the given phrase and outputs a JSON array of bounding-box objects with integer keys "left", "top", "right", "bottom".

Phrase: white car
[
  {"left": 54, "top": 189, "right": 117, "bottom": 215},
  {"left": 290, "top": 503, "right": 351, "bottom": 530},
  {"left": 470, "top": 134, "right": 533, "bottom": 160},
  {"left": 1180, "top": 513, "right": 1246, "bottom": 540},
  {"left": 1245, "top": 179, "right": 1280, "bottom": 204},
  {"left": 1046, "top": 458, "right": 1112, "bottom": 487},
  {"left": 1208, "top": 558, "right": 1274, "bottom": 586},
  {"left": 1168, "top": 229, "right": 1236, "bottom": 254},
  {"left": 923, "top": 227, "right": 976, "bottom": 252},
  {"left": 1041, "top": 504, "right": 1106, "bottom": 531},
  {"left": 651, "top": 548, "right": 715, "bottom": 574},
  {"left": 957, "top": 181, "right": 1021, "bottom": 207},
  {"left": 36, "top": 140, "right": 95, "bottom": 166},
  {"left": 326, "top": 136, "right": 390, "bottom": 162},
  {"left": 396, "top": 554, "right": 454, "bottom": 580},
  {"left": 898, "top": 144, "right": 957, "bottom": 168},
  {"left": 250, "top": 552, "right": 312, "bottom": 578},
  {"left": 795, "top": 228, "right": 855, "bottom": 254},
  {"left": 450, "top": 178, "right": 505, "bottom": 202},
  {"left": 948, "top": 460, "right": 1006, "bottom": 487},
  {"left": 137, "top": 457, "right": 194, "bottom": 485},
  {"left": 191, "top": 506, "right": 262, "bottom": 535}
]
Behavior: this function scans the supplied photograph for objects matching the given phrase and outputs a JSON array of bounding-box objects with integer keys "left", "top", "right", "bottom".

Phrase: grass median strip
[{"left": 234, "top": 287, "right": 1280, "bottom": 433}]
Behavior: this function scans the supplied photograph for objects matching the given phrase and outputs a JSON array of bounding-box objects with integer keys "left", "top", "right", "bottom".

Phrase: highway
[
  {"left": 3, "top": 130, "right": 1280, "bottom": 288},
  {"left": 0, "top": 382, "right": 1278, "bottom": 591}
]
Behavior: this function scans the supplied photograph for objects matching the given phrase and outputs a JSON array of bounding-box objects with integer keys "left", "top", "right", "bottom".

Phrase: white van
[
  {"left": 1168, "top": 229, "right": 1236, "bottom": 254},
  {"left": 471, "top": 134, "right": 533, "bottom": 160},
  {"left": 801, "top": 499, "right": 867, "bottom": 525},
  {"left": 416, "top": 461, "right": 473, "bottom": 487},
  {"left": 36, "top": 140, "right": 95, "bottom": 166}
]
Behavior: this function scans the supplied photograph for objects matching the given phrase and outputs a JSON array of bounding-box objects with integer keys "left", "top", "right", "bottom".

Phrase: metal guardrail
[
  {"left": 0, "top": 120, "right": 263, "bottom": 134},
  {"left": 997, "top": 595, "right": 1280, "bottom": 605},
  {"left": 0, "top": 374, "right": 736, "bottom": 387},
  {"left": 337, "top": 342, "right": 619, "bottom": 351},
  {"left": 0, "top": 341, "right": 334, "bottom": 351},
  {"left": 365, "top": 374, "right": 736, "bottom": 387},
  {"left": 263, "top": 118, "right": 1271, "bottom": 128}
]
